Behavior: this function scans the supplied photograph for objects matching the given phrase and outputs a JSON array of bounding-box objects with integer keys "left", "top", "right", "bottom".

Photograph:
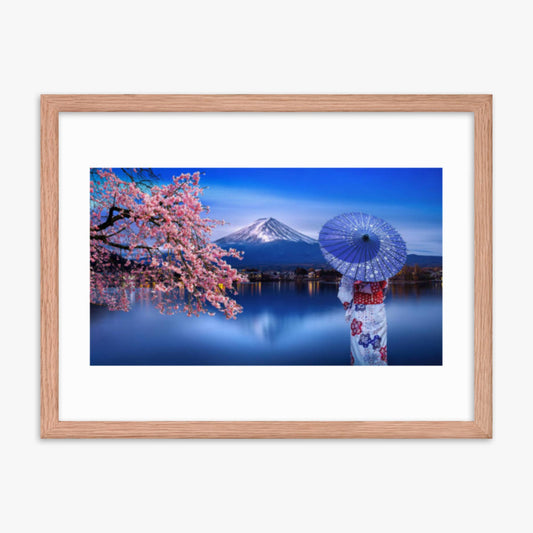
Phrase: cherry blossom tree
[{"left": 90, "top": 169, "right": 246, "bottom": 318}]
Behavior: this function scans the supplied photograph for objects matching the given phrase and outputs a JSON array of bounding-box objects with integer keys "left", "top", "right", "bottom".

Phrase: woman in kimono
[{"left": 337, "top": 276, "right": 389, "bottom": 365}]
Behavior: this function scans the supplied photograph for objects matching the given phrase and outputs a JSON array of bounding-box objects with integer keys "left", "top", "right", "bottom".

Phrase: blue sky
[{"left": 148, "top": 168, "right": 442, "bottom": 255}]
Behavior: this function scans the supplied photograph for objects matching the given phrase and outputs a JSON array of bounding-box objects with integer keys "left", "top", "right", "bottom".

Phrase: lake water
[{"left": 91, "top": 281, "right": 442, "bottom": 365}]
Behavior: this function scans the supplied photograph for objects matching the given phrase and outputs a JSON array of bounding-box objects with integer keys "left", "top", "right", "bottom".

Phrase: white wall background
[{"left": 0, "top": 1, "right": 530, "bottom": 532}]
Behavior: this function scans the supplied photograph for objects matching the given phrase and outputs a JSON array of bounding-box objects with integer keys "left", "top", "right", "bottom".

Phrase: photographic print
[{"left": 90, "top": 167, "right": 442, "bottom": 366}]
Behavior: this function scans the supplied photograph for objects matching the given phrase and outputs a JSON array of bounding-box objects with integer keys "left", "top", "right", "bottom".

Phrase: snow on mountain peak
[{"left": 216, "top": 217, "right": 317, "bottom": 245}]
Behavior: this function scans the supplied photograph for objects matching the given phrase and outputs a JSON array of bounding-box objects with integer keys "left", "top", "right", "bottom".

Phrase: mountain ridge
[{"left": 215, "top": 217, "right": 442, "bottom": 269}]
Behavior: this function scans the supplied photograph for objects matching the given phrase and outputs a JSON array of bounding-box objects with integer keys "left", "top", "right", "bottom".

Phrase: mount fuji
[
  {"left": 215, "top": 218, "right": 326, "bottom": 268},
  {"left": 216, "top": 217, "right": 317, "bottom": 246},
  {"left": 215, "top": 217, "right": 442, "bottom": 270}
]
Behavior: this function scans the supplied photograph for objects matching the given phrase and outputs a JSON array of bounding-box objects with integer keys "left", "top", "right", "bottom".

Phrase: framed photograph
[{"left": 41, "top": 94, "right": 492, "bottom": 438}]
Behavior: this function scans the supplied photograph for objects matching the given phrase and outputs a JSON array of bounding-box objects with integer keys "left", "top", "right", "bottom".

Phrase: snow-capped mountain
[
  {"left": 216, "top": 217, "right": 317, "bottom": 245},
  {"left": 215, "top": 217, "right": 442, "bottom": 269},
  {"left": 215, "top": 218, "right": 325, "bottom": 268}
]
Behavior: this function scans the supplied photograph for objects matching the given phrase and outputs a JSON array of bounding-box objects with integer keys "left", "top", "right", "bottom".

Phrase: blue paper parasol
[{"left": 319, "top": 212, "right": 407, "bottom": 281}]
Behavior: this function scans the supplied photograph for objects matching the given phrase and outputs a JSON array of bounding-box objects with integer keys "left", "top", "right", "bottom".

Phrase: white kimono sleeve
[
  {"left": 337, "top": 276, "right": 354, "bottom": 323},
  {"left": 337, "top": 275, "right": 353, "bottom": 305}
]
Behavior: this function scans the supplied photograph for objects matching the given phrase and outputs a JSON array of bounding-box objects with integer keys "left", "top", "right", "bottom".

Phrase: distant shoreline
[{"left": 238, "top": 279, "right": 441, "bottom": 285}]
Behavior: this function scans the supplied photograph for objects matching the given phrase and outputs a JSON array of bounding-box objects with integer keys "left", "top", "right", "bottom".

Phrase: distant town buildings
[{"left": 241, "top": 267, "right": 340, "bottom": 282}]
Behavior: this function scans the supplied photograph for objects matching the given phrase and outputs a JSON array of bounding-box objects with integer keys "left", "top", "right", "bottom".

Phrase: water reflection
[{"left": 91, "top": 281, "right": 442, "bottom": 366}]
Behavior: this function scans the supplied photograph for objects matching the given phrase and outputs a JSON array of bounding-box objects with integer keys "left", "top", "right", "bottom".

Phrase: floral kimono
[{"left": 337, "top": 276, "right": 388, "bottom": 366}]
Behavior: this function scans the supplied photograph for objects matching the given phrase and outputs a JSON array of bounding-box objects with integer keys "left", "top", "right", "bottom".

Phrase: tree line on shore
[{"left": 242, "top": 264, "right": 442, "bottom": 282}]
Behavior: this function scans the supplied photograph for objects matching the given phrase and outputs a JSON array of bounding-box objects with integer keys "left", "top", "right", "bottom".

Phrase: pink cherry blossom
[{"left": 90, "top": 169, "right": 246, "bottom": 318}]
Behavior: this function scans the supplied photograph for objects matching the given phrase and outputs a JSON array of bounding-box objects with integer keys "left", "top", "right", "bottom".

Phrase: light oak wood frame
[{"left": 41, "top": 95, "right": 492, "bottom": 439}]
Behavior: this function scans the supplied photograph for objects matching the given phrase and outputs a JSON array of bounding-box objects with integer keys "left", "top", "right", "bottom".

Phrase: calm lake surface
[{"left": 91, "top": 282, "right": 442, "bottom": 365}]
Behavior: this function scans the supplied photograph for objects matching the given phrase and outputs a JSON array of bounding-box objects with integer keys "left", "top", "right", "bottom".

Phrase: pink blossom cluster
[{"left": 90, "top": 169, "right": 246, "bottom": 318}]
